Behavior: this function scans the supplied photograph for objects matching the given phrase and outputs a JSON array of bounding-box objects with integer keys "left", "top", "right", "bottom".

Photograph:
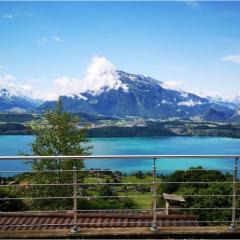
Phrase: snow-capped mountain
[
  {"left": 0, "top": 87, "right": 42, "bottom": 112},
  {"left": 1, "top": 70, "right": 238, "bottom": 121},
  {"left": 199, "top": 93, "right": 239, "bottom": 111},
  {"left": 39, "top": 70, "right": 235, "bottom": 119},
  {"left": 230, "top": 107, "right": 240, "bottom": 123}
]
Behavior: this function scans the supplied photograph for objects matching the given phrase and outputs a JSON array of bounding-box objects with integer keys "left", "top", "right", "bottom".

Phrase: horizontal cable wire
[
  {"left": 1, "top": 194, "right": 238, "bottom": 201},
  {"left": 0, "top": 181, "right": 237, "bottom": 187},
  {"left": 0, "top": 195, "right": 152, "bottom": 200},
  {"left": 78, "top": 194, "right": 240, "bottom": 198},
  {"left": 0, "top": 169, "right": 113, "bottom": 173},
  {"left": 0, "top": 183, "right": 74, "bottom": 187},
  {"left": 77, "top": 195, "right": 152, "bottom": 199},
  {"left": 0, "top": 155, "right": 239, "bottom": 160},
  {"left": 0, "top": 196, "right": 73, "bottom": 200},
  {"left": 0, "top": 168, "right": 235, "bottom": 173},
  {"left": 155, "top": 169, "right": 234, "bottom": 172},
  {"left": 80, "top": 181, "right": 239, "bottom": 185},
  {"left": 0, "top": 210, "right": 72, "bottom": 213},
  {"left": 1, "top": 154, "right": 239, "bottom": 228},
  {"left": 156, "top": 181, "right": 236, "bottom": 184},
  {"left": 0, "top": 182, "right": 152, "bottom": 187},
  {"left": 0, "top": 209, "right": 152, "bottom": 214},
  {"left": 79, "top": 182, "right": 153, "bottom": 185},
  {"left": 0, "top": 207, "right": 238, "bottom": 214},
  {"left": 157, "top": 194, "right": 236, "bottom": 197},
  {"left": 76, "top": 208, "right": 152, "bottom": 212},
  {"left": 0, "top": 223, "right": 74, "bottom": 227},
  {"left": 157, "top": 207, "right": 235, "bottom": 210}
]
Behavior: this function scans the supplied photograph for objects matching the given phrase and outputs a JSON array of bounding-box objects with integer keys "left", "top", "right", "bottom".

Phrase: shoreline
[{"left": 0, "top": 132, "right": 240, "bottom": 139}]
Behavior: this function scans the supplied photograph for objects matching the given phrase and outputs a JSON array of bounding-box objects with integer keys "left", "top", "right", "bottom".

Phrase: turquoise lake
[{"left": 0, "top": 135, "right": 240, "bottom": 174}]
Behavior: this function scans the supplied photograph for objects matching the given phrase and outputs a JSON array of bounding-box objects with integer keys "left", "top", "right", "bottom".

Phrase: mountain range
[
  {"left": 0, "top": 88, "right": 42, "bottom": 113},
  {"left": 0, "top": 70, "right": 239, "bottom": 122}
]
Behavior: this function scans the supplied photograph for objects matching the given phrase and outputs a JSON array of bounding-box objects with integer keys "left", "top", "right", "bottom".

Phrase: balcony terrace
[{"left": 0, "top": 155, "right": 240, "bottom": 239}]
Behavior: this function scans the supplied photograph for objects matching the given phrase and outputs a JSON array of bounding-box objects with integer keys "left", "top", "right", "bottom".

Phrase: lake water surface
[{"left": 0, "top": 135, "right": 239, "bottom": 174}]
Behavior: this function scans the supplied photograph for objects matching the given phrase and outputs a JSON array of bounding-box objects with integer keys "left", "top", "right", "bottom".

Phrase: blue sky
[{"left": 0, "top": 1, "right": 240, "bottom": 100}]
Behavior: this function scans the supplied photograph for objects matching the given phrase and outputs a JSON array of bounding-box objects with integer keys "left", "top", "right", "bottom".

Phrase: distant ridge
[
  {"left": 0, "top": 88, "right": 42, "bottom": 112},
  {"left": 202, "top": 107, "right": 234, "bottom": 122}
]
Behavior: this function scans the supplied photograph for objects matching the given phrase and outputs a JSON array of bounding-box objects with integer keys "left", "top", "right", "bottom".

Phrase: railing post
[
  {"left": 71, "top": 166, "right": 80, "bottom": 233},
  {"left": 229, "top": 158, "right": 238, "bottom": 231},
  {"left": 151, "top": 158, "right": 159, "bottom": 232}
]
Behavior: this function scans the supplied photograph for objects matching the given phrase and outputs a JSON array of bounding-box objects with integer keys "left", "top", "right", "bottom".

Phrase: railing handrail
[
  {"left": 1, "top": 154, "right": 240, "bottom": 233},
  {"left": 0, "top": 154, "right": 239, "bottom": 160}
]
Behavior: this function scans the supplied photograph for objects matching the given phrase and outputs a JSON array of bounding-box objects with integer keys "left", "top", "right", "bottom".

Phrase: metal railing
[{"left": 0, "top": 155, "right": 240, "bottom": 233}]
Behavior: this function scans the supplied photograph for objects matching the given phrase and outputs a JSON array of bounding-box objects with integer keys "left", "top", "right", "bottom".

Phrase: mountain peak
[
  {"left": 117, "top": 70, "right": 163, "bottom": 86},
  {"left": 40, "top": 70, "right": 222, "bottom": 118}
]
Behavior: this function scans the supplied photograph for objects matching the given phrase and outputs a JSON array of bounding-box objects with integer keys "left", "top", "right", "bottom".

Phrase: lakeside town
[{"left": 0, "top": 112, "right": 239, "bottom": 138}]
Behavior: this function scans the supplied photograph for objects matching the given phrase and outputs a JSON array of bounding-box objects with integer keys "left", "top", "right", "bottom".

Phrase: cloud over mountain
[
  {"left": 1, "top": 56, "right": 239, "bottom": 105},
  {"left": 1, "top": 56, "right": 239, "bottom": 120},
  {"left": 53, "top": 56, "right": 128, "bottom": 99},
  {"left": 40, "top": 68, "right": 235, "bottom": 119},
  {"left": 2, "top": 56, "right": 125, "bottom": 100}
]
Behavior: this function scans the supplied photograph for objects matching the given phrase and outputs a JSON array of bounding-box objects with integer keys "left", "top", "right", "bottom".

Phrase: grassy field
[{"left": 84, "top": 174, "right": 161, "bottom": 209}]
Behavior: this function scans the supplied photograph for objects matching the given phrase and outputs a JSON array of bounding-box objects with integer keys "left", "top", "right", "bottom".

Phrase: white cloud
[
  {"left": 18, "top": 84, "right": 34, "bottom": 94},
  {"left": 53, "top": 35, "right": 64, "bottom": 42},
  {"left": 0, "top": 74, "right": 15, "bottom": 85},
  {"left": 51, "top": 56, "right": 128, "bottom": 99},
  {"left": 36, "top": 37, "right": 48, "bottom": 45},
  {"left": 0, "top": 74, "right": 45, "bottom": 99},
  {"left": 0, "top": 65, "right": 3, "bottom": 70},
  {"left": 0, "top": 76, "right": 50, "bottom": 100},
  {"left": 163, "top": 80, "right": 184, "bottom": 89},
  {"left": 2, "top": 14, "right": 13, "bottom": 19},
  {"left": 9, "top": 56, "right": 127, "bottom": 101},
  {"left": 0, "top": 74, "right": 23, "bottom": 96},
  {"left": 53, "top": 77, "right": 82, "bottom": 98},
  {"left": 197, "top": 91, "right": 222, "bottom": 99},
  {"left": 81, "top": 56, "right": 128, "bottom": 94},
  {"left": 4, "top": 74, "right": 15, "bottom": 81},
  {"left": 197, "top": 91, "right": 240, "bottom": 103},
  {"left": 220, "top": 54, "right": 240, "bottom": 63},
  {"left": 183, "top": 1, "right": 200, "bottom": 9},
  {"left": 178, "top": 99, "right": 203, "bottom": 107},
  {"left": 36, "top": 35, "right": 65, "bottom": 45},
  {"left": 2, "top": 11, "right": 32, "bottom": 20}
]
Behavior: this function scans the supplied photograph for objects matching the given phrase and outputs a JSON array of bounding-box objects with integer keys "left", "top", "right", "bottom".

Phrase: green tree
[
  {"left": 157, "top": 167, "right": 234, "bottom": 224},
  {"left": 0, "top": 189, "right": 27, "bottom": 212},
  {"left": 134, "top": 171, "right": 145, "bottom": 179},
  {"left": 27, "top": 99, "right": 92, "bottom": 210},
  {"left": 93, "top": 182, "right": 137, "bottom": 210}
]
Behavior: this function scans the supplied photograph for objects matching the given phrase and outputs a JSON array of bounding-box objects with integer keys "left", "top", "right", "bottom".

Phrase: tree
[
  {"left": 135, "top": 171, "right": 145, "bottom": 179},
  {"left": 27, "top": 99, "right": 92, "bottom": 210},
  {"left": 0, "top": 189, "right": 27, "bottom": 212},
  {"left": 93, "top": 179, "right": 137, "bottom": 210},
  {"left": 157, "top": 167, "right": 234, "bottom": 224}
]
